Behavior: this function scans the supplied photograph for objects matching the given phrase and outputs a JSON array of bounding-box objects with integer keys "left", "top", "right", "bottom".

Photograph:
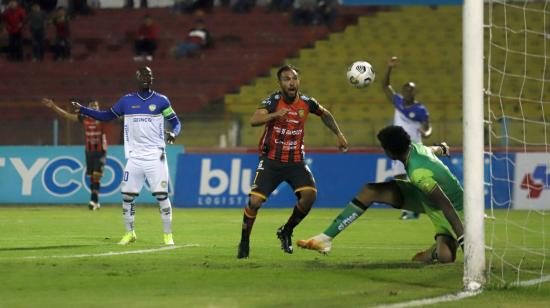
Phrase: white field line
[
  {"left": 513, "top": 274, "right": 550, "bottom": 287},
  {"left": 374, "top": 274, "right": 550, "bottom": 307},
  {"left": 18, "top": 244, "right": 199, "bottom": 259},
  {"left": 373, "top": 290, "right": 483, "bottom": 308}
]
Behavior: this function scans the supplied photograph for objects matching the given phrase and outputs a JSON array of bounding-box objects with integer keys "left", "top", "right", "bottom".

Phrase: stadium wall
[{"left": 1, "top": 147, "right": 547, "bottom": 209}]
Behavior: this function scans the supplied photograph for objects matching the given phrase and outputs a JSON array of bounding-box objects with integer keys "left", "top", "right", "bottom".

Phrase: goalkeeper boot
[
  {"left": 237, "top": 239, "right": 249, "bottom": 259},
  {"left": 164, "top": 233, "right": 175, "bottom": 246},
  {"left": 297, "top": 233, "right": 332, "bottom": 254},
  {"left": 276, "top": 225, "right": 293, "bottom": 254},
  {"left": 118, "top": 231, "right": 137, "bottom": 245}
]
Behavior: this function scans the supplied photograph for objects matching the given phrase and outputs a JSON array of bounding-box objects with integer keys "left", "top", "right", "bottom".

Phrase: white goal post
[{"left": 463, "top": 0, "right": 486, "bottom": 290}]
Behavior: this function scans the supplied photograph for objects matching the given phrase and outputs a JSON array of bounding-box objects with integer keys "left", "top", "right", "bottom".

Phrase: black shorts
[
  {"left": 250, "top": 157, "right": 316, "bottom": 200},
  {"left": 85, "top": 151, "right": 106, "bottom": 176}
]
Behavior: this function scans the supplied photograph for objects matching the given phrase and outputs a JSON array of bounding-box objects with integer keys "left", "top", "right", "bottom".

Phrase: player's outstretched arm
[
  {"left": 41, "top": 98, "right": 78, "bottom": 122},
  {"left": 72, "top": 101, "right": 118, "bottom": 122},
  {"left": 427, "top": 185, "right": 464, "bottom": 241},
  {"left": 249, "top": 108, "right": 288, "bottom": 127},
  {"left": 320, "top": 109, "right": 348, "bottom": 152},
  {"left": 382, "top": 56, "right": 398, "bottom": 101}
]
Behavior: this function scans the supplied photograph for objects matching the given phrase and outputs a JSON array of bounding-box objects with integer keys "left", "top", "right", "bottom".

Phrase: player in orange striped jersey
[
  {"left": 42, "top": 98, "right": 107, "bottom": 211},
  {"left": 237, "top": 64, "right": 349, "bottom": 259}
]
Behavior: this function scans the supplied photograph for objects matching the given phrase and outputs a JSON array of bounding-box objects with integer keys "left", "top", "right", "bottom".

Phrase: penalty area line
[
  {"left": 20, "top": 244, "right": 199, "bottom": 260},
  {"left": 373, "top": 289, "right": 483, "bottom": 308}
]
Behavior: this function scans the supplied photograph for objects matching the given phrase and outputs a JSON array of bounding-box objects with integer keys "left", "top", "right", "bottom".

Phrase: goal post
[{"left": 463, "top": 0, "right": 486, "bottom": 290}]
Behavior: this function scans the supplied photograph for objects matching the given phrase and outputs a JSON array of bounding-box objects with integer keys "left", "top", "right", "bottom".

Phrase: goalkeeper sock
[
  {"left": 241, "top": 205, "right": 257, "bottom": 242},
  {"left": 283, "top": 203, "right": 310, "bottom": 232},
  {"left": 323, "top": 198, "right": 367, "bottom": 238}
]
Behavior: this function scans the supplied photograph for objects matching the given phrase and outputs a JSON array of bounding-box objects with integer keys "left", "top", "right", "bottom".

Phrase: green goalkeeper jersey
[{"left": 405, "top": 142, "right": 463, "bottom": 211}]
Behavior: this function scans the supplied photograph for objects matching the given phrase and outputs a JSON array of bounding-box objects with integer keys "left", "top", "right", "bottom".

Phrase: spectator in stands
[
  {"left": 292, "top": 0, "right": 317, "bottom": 26},
  {"left": 316, "top": 0, "right": 338, "bottom": 27},
  {"left": 267, "top": 0, "right": 293, "bottom": 12},
  {"left": 70, "top": 0, "right": 94, "bottom": 16},
  {"left": 170, "top": 19, "right": 213, "bottom": 59},
  {"left": 125, "top": 0, "right": 148, "bottom": 9},
  {"left": 27, "top": 3, "right": 48, "bottom": 61},
  {"left": 52, "top": 6, "right": 71, "bottom": 60},
  {"left": 2, "top": 0, "right": 26, "bottom": 61},
  {"left": 232, "top": 0, "right": 255, "bottom": 13},
  {"left": 173, "top": 0, "right": 213, "bottom": 14},
  {"left": 134, "top": 15, "right": 159, "bottom": 62}
]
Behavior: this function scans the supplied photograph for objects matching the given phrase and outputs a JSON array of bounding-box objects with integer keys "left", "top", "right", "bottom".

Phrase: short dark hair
[
  {"left": 377, "top": 125, "right": 411, "bottom": 156},
  {"left": 277, "top": 64, "right": 299, "bottom": 81}
]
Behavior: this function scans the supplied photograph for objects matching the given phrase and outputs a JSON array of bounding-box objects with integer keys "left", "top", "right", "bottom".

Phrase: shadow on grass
[
  {"left": 304, "top": 259, "right": 429, "bottom": 270},
  {"left": 0, "top": 245, "right": 94, "bottom": 252}
]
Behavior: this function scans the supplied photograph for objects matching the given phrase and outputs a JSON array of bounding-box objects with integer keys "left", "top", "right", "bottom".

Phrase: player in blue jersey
[
  {"left": 72, "top": 66, "right": 181, "bottom": 246},
  {"left": 383, "top": 56, "right": 432, "bottom": 220}
]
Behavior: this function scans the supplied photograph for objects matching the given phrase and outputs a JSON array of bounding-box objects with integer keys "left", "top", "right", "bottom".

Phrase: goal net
[{"left": 485, "top": 0, "right": 550, "bottom": 287}]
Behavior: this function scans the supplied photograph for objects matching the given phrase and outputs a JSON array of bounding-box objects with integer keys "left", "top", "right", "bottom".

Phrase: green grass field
[{"left": 0, "top": 206, "right": 549, "bottom": 307}]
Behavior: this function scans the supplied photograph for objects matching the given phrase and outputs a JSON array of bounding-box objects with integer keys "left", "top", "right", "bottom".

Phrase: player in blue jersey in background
[
  {"left": 72, "top": 66, "right": 181, "bottom": 246},
  {"left": 383, "top": 56, "right": 432, "bottom": 220}
]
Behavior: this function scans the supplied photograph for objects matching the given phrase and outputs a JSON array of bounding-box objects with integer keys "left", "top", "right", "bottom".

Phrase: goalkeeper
[{"left": 298, "top": 125, "right": 464, "bottom": 263}]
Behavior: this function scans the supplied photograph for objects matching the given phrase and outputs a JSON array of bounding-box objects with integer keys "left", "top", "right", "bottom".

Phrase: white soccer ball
[{"left": 346, "top": 61, "right": 375, "bottom": 88}]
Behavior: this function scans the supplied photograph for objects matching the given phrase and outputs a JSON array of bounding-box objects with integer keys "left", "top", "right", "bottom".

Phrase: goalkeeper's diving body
[{"left": 297, "top": 125, "right": 464, "bottom": 263}]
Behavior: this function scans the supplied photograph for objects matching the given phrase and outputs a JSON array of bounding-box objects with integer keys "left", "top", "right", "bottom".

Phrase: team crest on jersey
[
  {"left": 149, "top": 104, "right": 156, "bottom": 112},
  {"left": 161, "top": 181, "right": 167, "bottom": 188},
  {"left": 408, "top": 112, "right": 416, "bottom": 119},
  {"left": 298, "top": 109, "right": 305, "bottom": 118}
]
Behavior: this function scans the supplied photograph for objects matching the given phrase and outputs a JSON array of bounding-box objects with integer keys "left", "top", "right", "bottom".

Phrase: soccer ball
[{"left": 346, "top": 61, "right": 375, "bottom": 88}]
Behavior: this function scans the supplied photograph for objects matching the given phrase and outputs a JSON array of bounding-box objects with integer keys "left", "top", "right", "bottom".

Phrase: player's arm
[
  {"left": 419, "top": 120, "right": 432, "bottom": 138},
  {"left": 429, "top": 142, "right": 450, "bottom": 157},
  {"left": 162, "top": 105, "right": 181, "bottom": 144},
  {"left": 319, "top": 106, "right": 348, "bottom": 152},
  {"left": 249, "top": 108, "right": 288, "bottom": 127},
  {"left": 382, "top": 56, "right": 399, "bottom": 101},
  {"left": 427, "top": 185, "right": 464, "bottom": 244},
  {"left": 72, "top": 101, "right": 119, "bottom": 121},
  {"left": 41, "top": 98, "right": 78, "bottom": 122}
]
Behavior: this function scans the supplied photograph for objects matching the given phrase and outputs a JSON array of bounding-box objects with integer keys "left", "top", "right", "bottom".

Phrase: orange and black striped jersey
[
  {"left": 78, "top": 115, "right": 108, "bottom": 153},
  {"left": 257, "top": 92, "right": 324, "bottom": 163}
]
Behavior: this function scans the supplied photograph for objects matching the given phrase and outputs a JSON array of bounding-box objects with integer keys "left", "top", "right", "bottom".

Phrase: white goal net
[{"left": 485, "top": 0, "right": 550, "bottom": 287}]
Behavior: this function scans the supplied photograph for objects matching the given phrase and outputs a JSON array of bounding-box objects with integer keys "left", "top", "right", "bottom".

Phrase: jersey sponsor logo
[
  {"left": 338, "top": 212, "right": 359, "bottom": 231},
  {"left": 131, "top": 105, "right": 140, "bottom": 109},
  {"left": 148, "top": 104, "right": 156, "bottom": 112},
  {"left": 132, "top": 117, "right": 153, "bottom": 122},
  {"left": 273, "top": 126, "right": 303, "bottom": 136}
]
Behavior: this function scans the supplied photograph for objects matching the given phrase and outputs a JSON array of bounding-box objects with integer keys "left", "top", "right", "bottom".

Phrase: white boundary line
[
  {"left": 373, "top": 290, "right": 483, "bottom": 308},
  {"left": 18, "top": 244, "right": 199, "bottom": 259},
  {"left": 513, "top": 274, "right": 550, "bottom": 287},
  {"left": 374, "top": 274, "right": 550, "bottom": 307}
]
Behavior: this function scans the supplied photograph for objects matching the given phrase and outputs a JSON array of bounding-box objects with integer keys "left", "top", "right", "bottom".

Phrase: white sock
[
  {"left": 122, "top": 201, "right": 135, "bottom": 232},
  {"left": 159, "top": 198, "right": 172, "bottom": 234}
]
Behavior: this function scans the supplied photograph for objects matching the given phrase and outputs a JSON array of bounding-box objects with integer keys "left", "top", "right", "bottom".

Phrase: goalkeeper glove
[{"left": 435, "top": 142, "right": 450, "bottom": 157}]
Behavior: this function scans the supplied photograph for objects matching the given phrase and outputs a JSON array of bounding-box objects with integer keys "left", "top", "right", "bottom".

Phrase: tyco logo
[{"left": 520, "top": 165, "right": 549, "bottom": 199}]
